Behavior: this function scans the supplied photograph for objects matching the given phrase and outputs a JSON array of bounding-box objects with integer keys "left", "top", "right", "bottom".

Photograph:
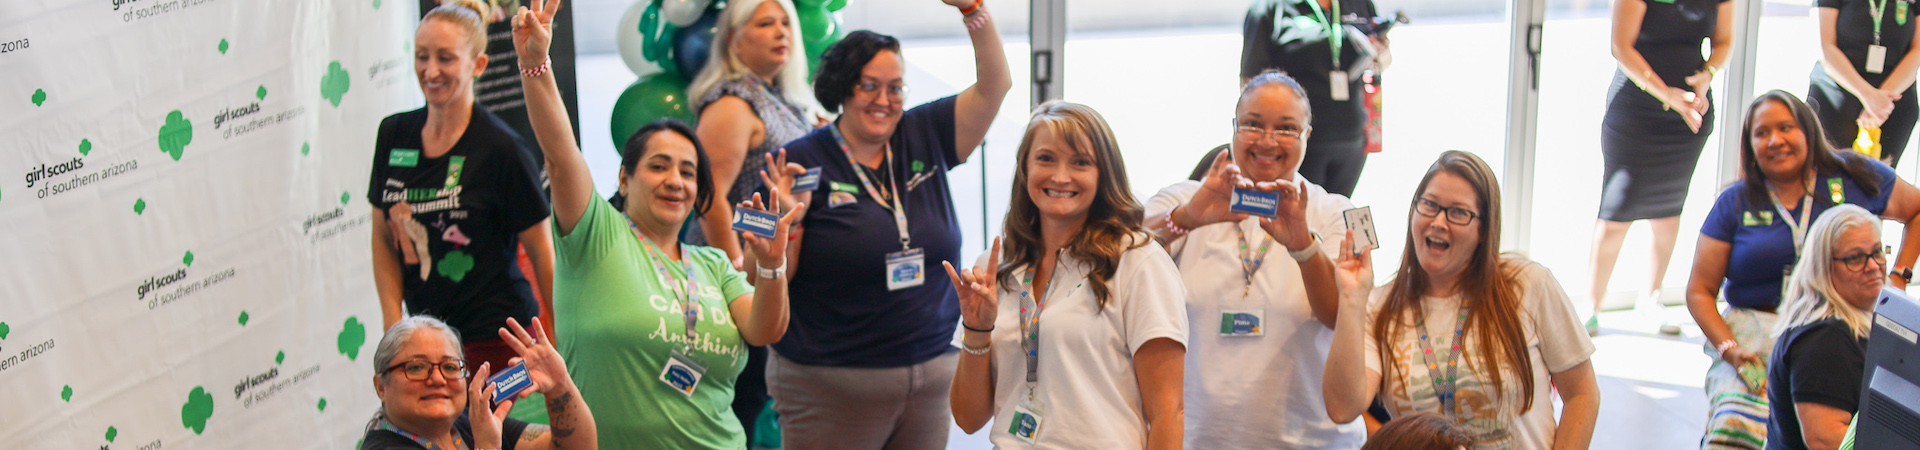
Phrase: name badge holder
[
  {"left": 631, "top": 222, "right": 710, "bottom": 397},
  {"left": 1769, "top": 173, "right": 1815, "bottom": 298},
  {"left": 1870, "top": 0, "right": 1893, "bottom": 73},
  {"left": 1222, "top": 222, "right": 1271, "bottom": 337},
  {"left": 1014, "top": 259, "right": 1064, "bottom": 443},
  {"left": 1307, "top": 0, "right": 1349, "bottom": 101},
  {"left": 831, "top": 126, "right": 924, "bottom": 291}
]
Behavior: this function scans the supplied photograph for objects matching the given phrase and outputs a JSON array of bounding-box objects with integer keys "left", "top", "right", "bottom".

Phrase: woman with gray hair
[
  {"left": 1765, "top": 204, "right": 1885, "bottom": 450},
  {"left": 361, "top": 315, "right": 596, "bottom": 450}
]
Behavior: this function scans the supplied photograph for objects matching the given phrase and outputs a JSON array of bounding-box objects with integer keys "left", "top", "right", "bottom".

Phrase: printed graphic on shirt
[
  {"left": 1383, "top": 332, "right": 1518, "bottom": 449},
  {"left": 379, "top": 153, "right": 473, "bottom": 282}
]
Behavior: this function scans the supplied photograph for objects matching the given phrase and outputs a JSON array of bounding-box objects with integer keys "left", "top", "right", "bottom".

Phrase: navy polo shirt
[
  {"left": 775, "top": 96, "right": 964, "bottom": 367},
  {"left": 1701, "top": 154, "right": 1896, "bottom": 310}
]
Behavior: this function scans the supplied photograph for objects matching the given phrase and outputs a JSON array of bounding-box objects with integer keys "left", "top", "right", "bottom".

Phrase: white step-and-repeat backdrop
[{"left": 1, "top": 0, "right": 425, "bottom": 447}]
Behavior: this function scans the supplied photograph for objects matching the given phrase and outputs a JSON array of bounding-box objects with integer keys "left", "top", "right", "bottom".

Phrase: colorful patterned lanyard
[
  {"left": 1020, "top": 252, "right": 1077, "bottom": 403},
  {"left": 378, "top": 419, "right": 467, "bottom": 450},
  {"left": 829, "top": 125, "right": 911, "bottom": 251},
  {"left": 631, "top": 221, "right": 702, "bottom": 351},
  {"left": 1411, "top": 296, "right": 1471, "bottom": 418},
  {"left": 1235, "top": 223, "right": 1274, "bottom": 299},
  {"left": 1768, "top": 169, "right": 1817, "bottom": 258}
]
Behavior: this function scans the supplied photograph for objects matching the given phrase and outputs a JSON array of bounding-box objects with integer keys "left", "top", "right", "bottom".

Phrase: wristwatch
[
  {"left": 1893, "top": 266, "right": 1913, "bottom": 284},
  {"left": 757, "top": 263, "right": 786, "bottom": 280},
  {"left": 1288, "top": 231, "right": 1323, "bottom": 262}
]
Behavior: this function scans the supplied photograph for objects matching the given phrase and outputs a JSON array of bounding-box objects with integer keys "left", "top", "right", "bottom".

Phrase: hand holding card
[{"left": 1343, "top": 207, "right": 1378, "bottom": 254}]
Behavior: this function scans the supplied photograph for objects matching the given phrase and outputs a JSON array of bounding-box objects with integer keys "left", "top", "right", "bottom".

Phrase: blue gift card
[
  {"left": 1229, "top": 188, "right": 1279, "bottom": 217},
  {"left": 793, "top": 167, "right": 822, "bottom": 192},
  {"left": 732, "top": 207, "right": 779, "bottom": 239},
  {"left": 488, "top": 363, "right": 534, "bottom": 409}
]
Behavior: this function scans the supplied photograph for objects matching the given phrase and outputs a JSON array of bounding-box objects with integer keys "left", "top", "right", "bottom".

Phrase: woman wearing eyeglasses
[
  {"left": 1683, "top": 91, "right": 1920, "bottom": 450},
  {"left": 363, "top": 315, "right": 597, "bottom": 450},
  {"left": 1765, "top": 204, "right": 1887, "bottom": 450},
  {"left": 1325, "top": 150, "right": 1600, "bottom": 450},
  {"left": 1143, "top": 71, "right": 1363, "bottom": 449},
  {"left": 753, "top": 2, "right": 1010, "bottom": 446}
]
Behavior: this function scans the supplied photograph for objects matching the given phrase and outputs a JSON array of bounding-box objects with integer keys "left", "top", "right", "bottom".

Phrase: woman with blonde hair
[
  {"left": 1765, "top": 204, "right": 1886, "bottom": 450},
  {"left": 947, "top": 101, "right": 1187, "bottom": 449},
  {"left": 1325, "top": 150, "right": 1600, "bottom": 449}
]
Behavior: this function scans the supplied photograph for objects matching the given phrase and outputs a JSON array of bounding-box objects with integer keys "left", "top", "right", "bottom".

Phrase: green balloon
[
  {"left": 797, "top": 7, "right": 845, "bottom": 77},
  {"left": 611, "top": 72, "right": 697, "bottom": 149},
  {"left": 826, "top": 0, "right": 847, "bottom": 12}
]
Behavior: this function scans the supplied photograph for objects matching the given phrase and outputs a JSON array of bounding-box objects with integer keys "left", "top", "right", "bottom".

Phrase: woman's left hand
[
  {"left": 498, "top": 317, "right": 570, "bottom": 396},
  {"left": 740, "top": 190, "right": 805, "bottom": 271},
  {"left": 510, "top": 0, "right": 561, "bottom": 66},
  {"left": 1684, "top": 70, "right": 1713, "bottom": 114},
  {"left": 1238, "top": 177, "right": 1315, "bottom": 252},
  {"left": 466, "top": 361, "right": 513, "bottom": 450}
]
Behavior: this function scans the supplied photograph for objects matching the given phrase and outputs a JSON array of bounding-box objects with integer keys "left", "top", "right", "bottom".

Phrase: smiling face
[
  {"left": 731, "top": 0, "right": 793, "bottom": 79},
  {"left": 1231, "top": 84, "right": 1313, "bottom": 183},
  {"left": 619, "top": 131, "right": 702, "bottom": 232},
  {"left": 414, "top": 19, "right": 486, "bottom": 108},
  {"left": 1829, "top": 224, "right": 1886, "bottom": 310},
  {"left": 373, "top": 329, "right": 467, "bottom": 426},
  {"left": 1748, "top": 99, "right": 1810, "bottom": 182},
  {"left": 1411, "top": 171, "right": 1484, "bottom": 287},
  {"left": 1023, "top": 124, "right": 1101, "bottom": 224},
  {"left": 837, "top": 50, "right": 906, "bottom": 143}
]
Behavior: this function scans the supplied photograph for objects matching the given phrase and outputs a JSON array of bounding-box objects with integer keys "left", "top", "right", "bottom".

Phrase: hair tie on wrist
[{"left": 962, "top": 322, "right": 994, "bottom": 333}]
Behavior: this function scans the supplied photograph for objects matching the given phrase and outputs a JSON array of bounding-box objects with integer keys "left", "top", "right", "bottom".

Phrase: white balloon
[
  {"left": 616, "top": 0, "right": 665, "bottom": 77},
  {"left": 660, "top": 0, "right": 712, "bottom": 28}
]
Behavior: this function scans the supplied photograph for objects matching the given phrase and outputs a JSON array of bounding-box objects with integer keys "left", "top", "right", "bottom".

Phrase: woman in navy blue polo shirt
[
  {"left": 1684, "top": 90, "right": 1920, "bottom": 449},
  {"left": 757, "top": 4, "right": 1011, "bottom": 447}
]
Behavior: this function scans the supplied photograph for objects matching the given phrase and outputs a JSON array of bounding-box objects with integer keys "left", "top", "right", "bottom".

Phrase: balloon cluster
[{"left": 610, "top": 0, "right": 849, "bottom": 147}]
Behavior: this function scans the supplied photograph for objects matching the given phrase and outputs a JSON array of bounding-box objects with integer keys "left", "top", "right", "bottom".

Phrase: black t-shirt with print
[
  {"left": 367, "top": 105, "right": 550, "bottom": 341},
  {"left": 1818, "top": 0, "right": 1919, "bottom": 85},
  {"left": 359, "top": 416, "right": 530, "bottom": 450},
  {"left": 1765, "top": 318, "right": 1870, "bottom": 450}
]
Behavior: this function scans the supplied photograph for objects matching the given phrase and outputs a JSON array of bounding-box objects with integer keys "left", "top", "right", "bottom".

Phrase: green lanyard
[
  {"left": 1305, "top": 0, "right": 1344, "bottom": 67},
  {"left": 1871, "top": 0, "right": 1891, "bottom": 44}
]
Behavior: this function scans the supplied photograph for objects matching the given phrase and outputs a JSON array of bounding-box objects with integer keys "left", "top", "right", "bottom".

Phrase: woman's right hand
[
  {"left": 1859, "top": 88, "right": 1897, "bottom": 129},
  {"left": 759, "top": 148, "right": 807, "bottom": 213},
  {"left": 1720, "top": 343, "right": 1763, "bottom": 369},
  {"left": 1332, "top": 230, "right": 1375, "bottom": 308},
  {"left": 1183, "top": 150, "right": 1252, "bottom": 229},
  {"left": 1658, "top": 86, "right": 1705, "bottom": 133},
  {"left": 944, "top": 237, "right": 1001, "bottom": 332},
  {"left": 510, "top": 0, "right": 560, "bottom": 65}
]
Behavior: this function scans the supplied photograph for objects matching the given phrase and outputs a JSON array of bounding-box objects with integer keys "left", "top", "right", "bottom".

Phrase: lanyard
[
  {"left": 1019, "top": 253, "right": 1069, "bottom": 404},
  {"left": 631, "top": 221, "right": 703, "bottom": 350},
  {"left": 1872, "top": 0, "right": 1891, "bottom": 45},
  {"left": 1235, "top": 222, "right": 1274, "bottom": 300},
  {"left": 829, "top": 125, "right": 912, "bottom": 250},
  {"left": 378, "top": 419, "right": 467, "bottom": 450},
  {"left": 1411, "top": 297, "right": 1471, "bottom": 418},
  {"left": 1305, "top": 0, "right": 1344, "bottom": 67},
  {"left": 1768, "top": 171, "right": 1817, "bottom": 258}
]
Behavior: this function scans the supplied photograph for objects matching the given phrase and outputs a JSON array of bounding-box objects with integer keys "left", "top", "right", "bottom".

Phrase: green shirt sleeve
[
  {"left": 693, "top": 246, "right": 755, "bottom": 306},
  {"left": 553, "top": 190, "right": 624, "bottom": 267}
]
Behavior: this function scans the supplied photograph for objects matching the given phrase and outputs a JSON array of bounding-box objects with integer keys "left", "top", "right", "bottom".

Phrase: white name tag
[
  {"left": 1330, "top": 70, "right": 1350, "bottom": 101},
  {"left": 1869, "top": 45, "right": 1888, "bottom": 74},
  {"left": 1219, "top": 307, "right": 1266, "bottom": 336},
  {"left": 1008, "top": 404, "right": 1045, "bottom": 443},
  {"left": 886, "top": 248, "right": 926, "bottom": 291},
  {"left": 659, "top": 350, "right": 707, "bottom": 397}
]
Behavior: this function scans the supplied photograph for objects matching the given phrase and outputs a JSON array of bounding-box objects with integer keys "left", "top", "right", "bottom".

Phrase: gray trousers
[{"left": 767, "top": 350, "right": 960, "bottom": 450}]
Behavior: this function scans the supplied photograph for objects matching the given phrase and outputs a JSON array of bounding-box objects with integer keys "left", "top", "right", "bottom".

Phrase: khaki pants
[{"left": 767, "top": 350, "right": 960, "bottom": 450}]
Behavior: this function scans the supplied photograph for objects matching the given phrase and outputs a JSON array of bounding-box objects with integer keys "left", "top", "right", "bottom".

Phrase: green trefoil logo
[
  {"left": 338, "top": 316, "right": 367, "bottom": 361},
  {"left": 158, "top": 110, "right": 193, "bottom": 161},
  {"left": 181, "top": 386, "right": 214, "bottom": 435},
  {"left": 321, "top": 61, "right": 351, "bottom": 107}
]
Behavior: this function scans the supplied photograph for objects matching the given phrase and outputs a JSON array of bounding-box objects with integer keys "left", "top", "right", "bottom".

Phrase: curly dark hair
[
  {"left": 813, "top": 30, "right": 902, "bottom": 113},
  {"left": 609, "top": 119, "right": 715, "bottom": 217}
]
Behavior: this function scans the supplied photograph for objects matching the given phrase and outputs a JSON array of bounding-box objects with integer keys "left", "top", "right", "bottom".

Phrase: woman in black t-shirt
[
  {"left": 1810, "top": 0, "right": 1920, "bottom": 167},
  {"left": 1238, "top": 0, "right": 1391, "bottom": 197},
  {"left": 369, "top": 0, "right": 555, "bottom": 372},
  {"left": 1766, "top": 204, "right": 1885, "bottom": 450},
  {"left": 361, "top": 315, "right": 596, "bottom": 450}
]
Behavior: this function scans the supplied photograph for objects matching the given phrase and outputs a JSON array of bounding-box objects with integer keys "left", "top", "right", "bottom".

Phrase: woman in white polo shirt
[
  {"left": 1142, "top": 71, "right": 1365, "bottom": 448},
  {"left": 946, "top": 101, "right": 1188, "bottom": 449}
]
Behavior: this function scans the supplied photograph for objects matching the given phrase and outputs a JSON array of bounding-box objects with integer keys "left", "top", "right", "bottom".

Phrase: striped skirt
[{"left": 1698, "top": 307, "right": 1777, "bottom": 449}]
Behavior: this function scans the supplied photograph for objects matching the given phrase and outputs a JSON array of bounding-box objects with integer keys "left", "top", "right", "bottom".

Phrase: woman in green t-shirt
[{"left": 506, "top": 1, "right": 804, "bottom": 448}]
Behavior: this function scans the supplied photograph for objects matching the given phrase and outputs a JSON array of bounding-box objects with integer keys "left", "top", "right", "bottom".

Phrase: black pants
[{"left": 1810, "top": 75, "right": 1919, "bottom": 167}]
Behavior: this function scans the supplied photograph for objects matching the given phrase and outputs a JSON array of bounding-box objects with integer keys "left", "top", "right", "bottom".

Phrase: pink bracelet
[
  {"left": 963, "top": 6, "right": 991, "bottom": 31},
  {"left": 520, "top": 58, "right": 552, "bottom": 78},
  {"left": 1714, "top": 339, "right": 1739, "bottom": 359}
]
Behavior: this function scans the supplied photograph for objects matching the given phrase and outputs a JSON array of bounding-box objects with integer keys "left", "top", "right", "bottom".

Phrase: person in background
[
  {"left": 1808, "top": 0, "right": 1920, "bottom": 167},
  {"left": 508, "top": 1, "right": 802, "bottom": 447},
  {"left": 685, "top": 0, "right": 828, "bottom": 440},
  {"left": 360, "top": 315, "right": 596, "bottom": 450},
  {"left": 369, "top": 0, "right": 556, "bottom": 372},
  {"left": 1589, "top": 0, "right": 1730, "bottom": 336},
  {"left": 1765, "top": 204, "right": 1886, "bottom": 450},
  {"left": 1325, "top": 150, "right": 1600, "bottom": 450},
  {"left": 1237, "top": 0, "right": 1392, "bottom": 197},
  {"left": 757, "top": 0, "right": 1010, "bottom": 446},
  {"left": 1361, "top": 411, "right": 1476, "bottom": 450},
  {"left": 947, "top": 101, "right": 1187, "bottom": 449},
  {"left": 1144, "top": 71, "right": 1364, "bottom": 449},
  {"left": 1684, "top": 90, "right": 1920, "bottom": 450}
]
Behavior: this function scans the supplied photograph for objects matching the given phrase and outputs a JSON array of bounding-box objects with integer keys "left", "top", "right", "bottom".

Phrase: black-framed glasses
[
  {"left": 382, "top": 358, "right": 468, "bottom": 382},
  {"left": 1230, "top": 119, "right": 1304, "bottom": 143},
  {"left": 1414, "top": 198, "right": 1480, "bottom": 226},
  {"left": 854, "top": 82, "right": 908, "bottom": 99},
  {"left": 1831, "top": 247, "right": 1887, "bottom": 272}
]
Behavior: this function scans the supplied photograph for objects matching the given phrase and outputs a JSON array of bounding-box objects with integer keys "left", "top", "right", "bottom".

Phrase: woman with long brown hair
[
  {"left": 1324, "top": 150, "right": 1599, "bottom": 450},
  {"left": 946, "top": 101, "right": 1187, "bottom": 449}
]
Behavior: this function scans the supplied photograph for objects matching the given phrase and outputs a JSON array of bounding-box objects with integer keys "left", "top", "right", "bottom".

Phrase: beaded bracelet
[{"left": 520, "top": 58, "right": 552, "bottom": 78}]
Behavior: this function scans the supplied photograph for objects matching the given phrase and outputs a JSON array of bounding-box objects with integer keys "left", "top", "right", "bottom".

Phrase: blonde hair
[
  {"left": 1776, "top": 204, "right": 1882, "bottom": 339},
  {"left": 423, "top": 0, "right": 491, "bottom": 57},
  {"left": 688, "top": 0, "right": 827, "bottom": 120},
  {"left": 996, "top": 101, "right": 1147, "bottom": 308}
]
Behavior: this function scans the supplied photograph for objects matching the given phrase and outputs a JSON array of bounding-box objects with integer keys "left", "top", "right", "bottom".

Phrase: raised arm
[
  {"left": 518, "top": 220, "right": 558, "bottom": 340},
  {"left": 512, "top": 0, "right": 592, "bottom": 235},
  {"left": 940, "top": 0, "right": 1010, "bottom": 162},
  {"left": 946, "top": 237, "right": 1002, "bottom": 434},
  {"left": 1323, "top": 231, "right": 1382, "bottom": 424},
  {"left": 727, "top": 190, "right": 802, "bottom": 346}
]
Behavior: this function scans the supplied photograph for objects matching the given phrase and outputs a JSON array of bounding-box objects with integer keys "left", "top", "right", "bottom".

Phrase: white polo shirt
[{"left": 1147, "top": 179, "right": 1366, "bottom": 449}]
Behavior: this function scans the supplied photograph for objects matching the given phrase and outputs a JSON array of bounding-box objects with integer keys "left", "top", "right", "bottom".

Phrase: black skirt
[{"left": 1598, "top": 69, "right": 1714, "bottom": 221}]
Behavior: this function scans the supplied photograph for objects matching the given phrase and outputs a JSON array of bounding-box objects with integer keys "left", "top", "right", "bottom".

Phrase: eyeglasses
[
  {"left": 1231, "top": 120, "right": 1305, "bottom": 143},
  {"left": 1414, "top": 198, "right": 1480, "bottom": 226},
  {"left": 854, "top": 82, "right": 909, "bottom": 99},
  {"left": 382, "top": 358, "right": 468, "bottom": 382},
  {"left": 1831, "top": 247, "right": 1887, "bottom": 272}
]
